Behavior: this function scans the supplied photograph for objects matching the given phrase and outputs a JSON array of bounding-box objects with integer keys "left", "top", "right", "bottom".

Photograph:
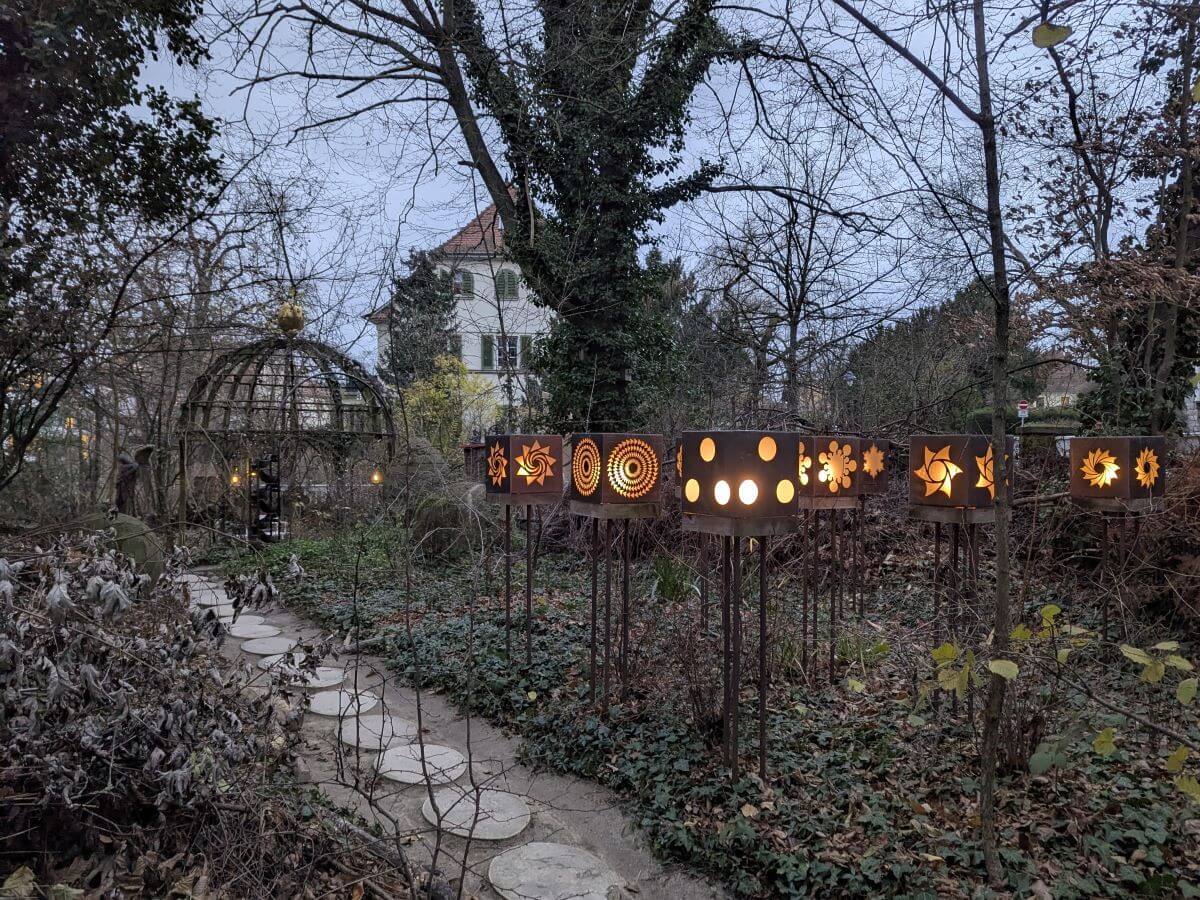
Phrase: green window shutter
[
  {"left": 481, "top": 334, "right": 495, "bottom": 370},
  {"left": 496, "top": 269, "right": 517, "bottom": 300},
  {"left": 460, "top": 270, "right": 474, "bottom": 295},
  {"left": 519, "top": 335, "right": 532, "bottom": 369},
  {"left": 449, "top": 333, "right": 462, "bottom": 360}
]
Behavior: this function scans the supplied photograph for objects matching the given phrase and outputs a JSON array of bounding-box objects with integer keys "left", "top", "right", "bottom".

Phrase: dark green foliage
[
  {"left": 378, "top": 251, "right": 458, "bottom": 389},
  {"left": 452, "top": 0, "right": 729, "bottom": 428}
]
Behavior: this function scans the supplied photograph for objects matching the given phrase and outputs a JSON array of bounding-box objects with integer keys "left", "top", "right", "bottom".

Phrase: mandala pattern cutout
[
  {"left": 1080, "top": 448, "right": 1120, "bottom": 489},
  {"left": 862, "top": 444, "right": 885, "bottom": 479},
  {"left": 798, "top": 442, "right": 813, "bottom": 487},
  {"left": 1134, "top": 447, "right": 1160, "bottom": 489},
  {"left": 572, "top": 438, "right": 601, "bottom": 497},
  {"left": 916, "top": 445, "right": 962, "bottom": 498},
  {"left": 515, "top": 441, "right": 556, "bottom": 486},
  {"left": 487, "top": 443, "right": 507, "bottom": 487},
  {"left": 818, "top": 440, "right": 857, "bottom": 494},
  {"left": 607, "top": 438, "right": 659, "bottom": 500}
]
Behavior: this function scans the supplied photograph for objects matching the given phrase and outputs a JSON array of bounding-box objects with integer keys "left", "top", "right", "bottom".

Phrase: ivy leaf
[
  {"left": 931, "top": 643, "right": 959, "bottom": 665},
  {"left": 846, "top": 677, "right": 866, "bottom": 694},
  {"left": 1166, "top": 655, "right": 1194, "bottom": 672},
  {"left": 1153, "top": 641, "right": 1181, "bottom": 651},
  {"left": 1093, "top": 727, "right": 1117, "bottom": 757},
  {"left": 1141, "top": 660, "right": 1166, "bottom": 684},
  {"left": 526, "top": 690, "right": 538, "bottom": 701},
  {"left": 1040, "top": 604, "right": 1062, "bottom": 627},
  {"left": 988, "top": 659, "right": 1019, "bottom": 680},
  {"left": 1175, "top": 775, "right": 1200, "bottom": 804},
  {"left": 1029, "top": 750, "right": 1057, "bottom": 775},
  {"left": 1056, "top": 648, "right": 1071, "bottom": 665},
  {"left": 1178, "top": 678, "right": 1197, "bottom": 706},
  {"left": 1011, "top": 623, "right": 1032, "bottom": 642},
  {"left": 906, "top": 713, "right": 926, "bottom": 727},
  {"left": 1165, "top": 745, "right": 1190, "bottom": 774},
  {"left": 1120, "top": 645, "right": 1153, "bottom": 666}
]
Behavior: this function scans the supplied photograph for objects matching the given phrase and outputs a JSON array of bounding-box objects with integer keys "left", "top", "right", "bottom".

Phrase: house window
[
  {"left": 495, "top": 269, "right": 519, "bottom": 301},
  {"left": 452, "top": 269, "right": 474, "bottom": 297},
  {"left": 480, "top": 334, "right": 531, "bottom": 371},
  {"left": 448, "top": 333, "right": 462, "bottom": 360}
]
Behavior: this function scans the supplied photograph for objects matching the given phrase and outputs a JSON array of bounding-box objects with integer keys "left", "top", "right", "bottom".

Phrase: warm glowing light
[
  {"left": 738, "top": 479, "right": 759, "bottom": 505},
  {"left": 775, "top": 479, "right": 795, "bottom": 503},
  {"left": 487, "top": 443, "right": 508, "bottom": 486},
  {"left": 916, "top": 446, "right": 962, "bottom": 498},
  {"left": 64, "top": 416, "right": 77, "bottom": 430},
  {"left": 1134, "top": 447, "right": 1160, "bottom": 489},
  {"left": 862, "top": 444, "right": 885, "bottom": 479},
  {"left": 757, "top": 436, "right": 777, "bottom": 462},
  {"left": 700, "top": 437, "right": 716, "bottom": 462},
  {"left": 798, "top": 442, "right": 812, "bottom": 486},
  {"left": 975, "top": 445, "right": 996, "bottom": 499},
  {"left": 371, "top": 469, "right": 383, "bottom": 485},
  {"left": 685, "top": 478, "right": 700, "bottom": 502},
  {"left": 818, "top": 440, "right": 857, "bottom": 494},
  {"left": 516, "top": 441, "right": 557, "bottom": 485},
  {"left": 714, "top": 479, "right": 731, "bottom": 505},
  {"left": 230, "top": 473, "right": 241, "bottom": 485},
  {"left": 607, "top": 438, "right": 659, "bottom": 499},
  {"left": 675, "top": 444, "right": 683, "bottom": 477},
  {"left": 573, "top": 438, "right": 601, "bottom": 497},
  {"left": 1080, "top": 448, "right": 1120, "bottom": 489}
]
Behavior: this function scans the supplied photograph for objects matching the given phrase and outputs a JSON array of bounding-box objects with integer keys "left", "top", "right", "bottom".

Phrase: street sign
[{"left": 1018, "top": 399, "right": 1029, "bottom": 421}]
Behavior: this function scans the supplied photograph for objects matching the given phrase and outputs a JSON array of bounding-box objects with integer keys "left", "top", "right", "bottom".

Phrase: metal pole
[
  {"left": 721, "top": 536, "right": 732, "bottom": 765},
  {"left": 731, "top": 536, "right": 743, "bottom": 780},
  {"left": 603, "top": 519, "right": 613, "bottom": 715},
  {"left": 829, "top": 510, "right": 837, "bottom": 683},
  {"left": 933, "top": 523, "right": 942, "bottom": 629},
  {"left": 590, "top": 516, "right": 598, "bottom": 705},
  {"left": 800, "top": 509, "right": 809, "bottom": 668},
  {"left": 853, "top": 508, "right": 862, "bottom": 621},
  {"left": 810, "top": 511, "right": 818, "bottom": 662},
  {"left": 758, "top": 536, "right": 769, "bottom": 779},
  {"left": 525, "top": 505, "right": 533, "bottom": 666},
  {"left": 621, "top": 519, "right": 631, "bottom": 689},
  {"left": 504, "top": 504, "right": 512, "bottom": 659},
  {"left": 1100, "top": 514, "right": 1109, "bottom": 644},
  {"left": 950, "top": 522, "right": 961, "bottom": 628},
  {"left": 699, "top": 534, "right": 709, "bottom": 631}
]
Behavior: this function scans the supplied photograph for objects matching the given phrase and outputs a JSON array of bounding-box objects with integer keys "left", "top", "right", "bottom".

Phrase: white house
[{"left": 368, "top": 202, "right": 553, "bottom": 405}]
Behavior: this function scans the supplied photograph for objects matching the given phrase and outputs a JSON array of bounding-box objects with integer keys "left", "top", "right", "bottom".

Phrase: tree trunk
[{"left": 972, "top": 0, "right": 1013, "bottom": 885}]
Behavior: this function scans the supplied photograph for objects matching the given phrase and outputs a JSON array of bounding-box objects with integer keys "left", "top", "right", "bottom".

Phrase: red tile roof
[{"left": 437, "top": 203, "right": 503, "bottom": 256}]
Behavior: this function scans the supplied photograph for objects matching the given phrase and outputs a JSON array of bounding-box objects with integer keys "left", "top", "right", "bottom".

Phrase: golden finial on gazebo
[{"left": 276, "top": 288, "right": 305, "bottom": 335}]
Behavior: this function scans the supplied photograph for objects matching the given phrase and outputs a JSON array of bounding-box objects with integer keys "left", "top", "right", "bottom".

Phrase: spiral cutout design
[
  {"left": 572, "top": 437, "right": 601, "bottom": 497},
  {"left": 607, "top": 438, "right": 659, "bottom": 500}
]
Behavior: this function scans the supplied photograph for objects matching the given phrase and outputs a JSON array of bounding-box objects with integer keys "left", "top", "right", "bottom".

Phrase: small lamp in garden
[
  {"left": 1068, "top": 435, "right": 1166, "bottom": 639},
  {"left": 485, "top": 434, "right": 564, "bottom": 664},
  {"left": 569, "top": 433, "right": 664, "bottom": 712},
  {"left": 680, "top": 430, "right": 801, "bottom": 780}
]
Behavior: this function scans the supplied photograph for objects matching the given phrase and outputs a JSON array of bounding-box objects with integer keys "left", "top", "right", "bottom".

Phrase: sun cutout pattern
[
  {"left": 862, "top": 444, "right": 885, "bottom": 479},
  {"left": 1080, "top": 447, "right": 1120, "bottom": 489},
  {"left": 487, "top": 443, "right": 507, "bottom": 487},
  {"left": 1134, "top": 446, "right": 1160, "bottom": 489},
  {"left": 607, "top": 438, "right": 659, "bottom": 500},
  {"left": 515, "top": 441, "right": 556, "bottom": 485},
  {"left": 975, "top": 445, "right": 996, "bottom": 499},
  {"left": 916, "top": 445, "right": 962, "bottom": 498},
  {"left": 818, "top": 440, "right": 857, "bottom": 494}
]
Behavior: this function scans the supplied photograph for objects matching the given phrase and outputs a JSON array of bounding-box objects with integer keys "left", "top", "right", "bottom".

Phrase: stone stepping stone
[
  {"left": 308, "top": 689, "right": 378, "bottom": 717},
  {"left": 488, "top": 842, "right": 620, "bottom": 900},
  {"left": 422, "top": 786, "right": 531, "bottom": 840},
  {"left": 292, "top": 666, "right": 346, "bottom": 690},
  {"left": 220, "top": 613, "right": 265, "bottom": 627},
  {"left": 193, "top": 604, "right": 237, "bottom": 618},
  {"left": 191, "top": 590, "right": 229, "bottom": 608},
  {"left": 338, "top": 714, "right": 417, "bottom": 750},
  {"left": 259, "top": 651, "right": 307, "bottom": 671},
  {"left": 241, "top": 636, "right": 297, "bottom": 656},
  {"left": 229, "top": 623, "right": 280, "bottom": 639},
  {"left": 377, "top": 744, "right": 465, "bottom": 785}
]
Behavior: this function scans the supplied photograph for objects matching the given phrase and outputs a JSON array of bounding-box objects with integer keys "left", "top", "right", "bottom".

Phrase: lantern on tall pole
[
  {"left": 485, "top": 434, "right": 563, "bottom": 664},
  {"left": 1068, "top": 435, "right": 1166, "bottom": 640},
  {"left": 569, "top": 433, "right": 664, "bottom": 714},
  {"left": 853, "top": 438, "right": 892, "bottom": 621},
  {"left": 680, "top": 430, "right": 800, "bottom": 779}
]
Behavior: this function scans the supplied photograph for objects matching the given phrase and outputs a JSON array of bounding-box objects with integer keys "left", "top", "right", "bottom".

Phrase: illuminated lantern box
[
  {"left": 485, "top": 434, "right": 563, "bottom": 505},
  {"left": 909, "top": 434, "right": 1015, "bottom": 523},
  {"left": 858, "top": 438, "right": 891, "bottom": 498},
  {"left": 680, "top": 430, "right": 800, "bottom": 536},
  {"left": 569, "top": 433, "right": 665, "bottom": 517},
  {"left": 1069, "top": 436, "right": 1165, "bottom": 509},
  {"left": 797, "top": 436, "right": 864, "bottom": 509}
]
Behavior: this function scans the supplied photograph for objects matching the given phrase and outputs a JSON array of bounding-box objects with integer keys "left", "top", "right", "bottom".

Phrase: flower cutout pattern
[
  {"left": 1134, "top": 446, "right": 1160, "bottom": 489},
  {"left": 515, "top": 441, "right": 556, "bottom": 485},
  {"left": 818, "top": 440, "right": 857, "bottom": 493},
  {"left": 487, "top": 443, "right": 508, "bottom": 487},
  {"left": 1080, "top": 447, "right": 1120, "bottom": 489},
  {"left": 916, "top": 445, "right": 962, "bottom": 498},
  {"left": 862, "top": 443, "right": 885, "bottom": 479},
  {"left": 797, "top": 442, "right": 813, "bottom": 486},
  {"left": 975, "top": 445, "right": 996, "bottom": 499}
]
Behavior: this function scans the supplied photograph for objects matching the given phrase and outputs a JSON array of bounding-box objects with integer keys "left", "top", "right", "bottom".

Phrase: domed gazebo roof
[{"left": 180, "top": 335, "right": 395, "bottom": 456}]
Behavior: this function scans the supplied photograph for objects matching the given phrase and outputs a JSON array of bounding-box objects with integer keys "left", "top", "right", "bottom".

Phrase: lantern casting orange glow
[{"left": 916, "top": 446, "right": 961, "bottom": 498}]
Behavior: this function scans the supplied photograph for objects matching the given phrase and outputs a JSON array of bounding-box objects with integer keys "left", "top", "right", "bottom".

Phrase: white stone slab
[
  {"left": 377, "top": 744, "right": 465, "bottom": 785},
  {"left": 258, "top": 651, "right": 307, "bottom": 671},
  {"left": 229, "top": 623, "right": 280, "bottom": 639},
  {"left": 488, "top": 842, "right": 620, "bottom": 900},
  {"left": 338, "top": 714, "right": 417, "bottom": 750},
  {"left": 422, "top": 786, "right": 531, "bottom": 840},
  {"left": 220, "top": 614, "right": 265, "bottom": 627},
  {"left": 240, "top": 636, "right": 297, "bottom": 656},
  {"left": 193, "top": 604, "right": 237, "bottom": 618},
  {"left": 191, "top": 589, "right": 229, "bottom": 607},
  {"left": 294, "top": 666, "right": 346, "bottom": 690},
  {"left": 307, "top": 689, "right": 378, "bottom": 717}
]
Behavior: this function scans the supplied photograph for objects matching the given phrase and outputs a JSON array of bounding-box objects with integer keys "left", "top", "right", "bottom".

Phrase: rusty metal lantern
[
  {"left": 908, "top": 434, "right": 1015, "bottom": 523},
  {"left": 1069, "top": 435, "right": 1165, "bottom": 510}
]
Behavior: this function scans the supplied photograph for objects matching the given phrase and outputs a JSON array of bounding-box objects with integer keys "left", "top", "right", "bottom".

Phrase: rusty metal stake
[
  {"left": 829, "top": 510, "right": 838, "bottom": 683},
  {"left": 621, "top": 519, "right": 631, "bottom": 691},
  {"left": 758, "top": 536, "right": 769, "bottom": 779},
  {"left": 731, "top": 536, "right": 743, "bottom": 780},
  {"left": 589, "top": 516, "right": 598, "bottom": 705},
  {"left": 603, "top": 519, "right": 612, "bottom": 716},
  {"left": 504, "top": 504, "right": 512, "bottom": 659},
  {"left": 721, "top": 536, "right": 732, "bottom": 767},
  {"left": 525, "top": 505, "right": 533, "bottom": 667}
]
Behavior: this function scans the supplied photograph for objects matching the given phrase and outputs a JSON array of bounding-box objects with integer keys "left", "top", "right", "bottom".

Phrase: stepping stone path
[
  {"left": 186, "top": 569, "right": 720, "bottom": 900},
  {"left": 377, "top": 744, "right": 466, "bottom": 785}
]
